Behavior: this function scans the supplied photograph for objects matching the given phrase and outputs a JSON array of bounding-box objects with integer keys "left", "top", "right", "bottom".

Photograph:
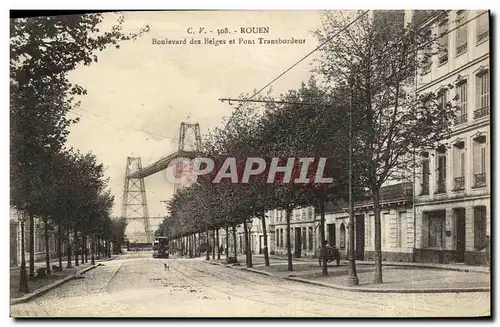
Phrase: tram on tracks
[{"left": 152, "top": 236, "right": 169, "bottom": 258}]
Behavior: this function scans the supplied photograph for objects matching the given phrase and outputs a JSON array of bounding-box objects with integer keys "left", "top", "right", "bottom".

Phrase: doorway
[
  {"left": 455, "top": 208, "right": 466, "bottom": 263},
  {"left": 294, "top": 228, "right": 302, "bottom": 258},
  {"left": 355, "top": 215, "right": 365, "bottom": 261},
  {"left": 327, "top": 223, "right": 336, "bottom": 246}
]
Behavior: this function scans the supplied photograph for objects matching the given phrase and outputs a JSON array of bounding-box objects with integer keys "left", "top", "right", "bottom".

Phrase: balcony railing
[
  {"left": 474, "top": 107, "right": 490, "bottom": 119},
  {"left": 438, "top": 53, "right": 448, "bottom": 65},
  {"left": 453, "top": 176, "right": 465, "bottom": 191},
  {"left": 477, "top": 31, "right": 489, "bottom": 43},
  {"left": 454, "top": 114, "right": 467, "bottom": 125},
  {"left": 456, "top": 43, "right": 467, "bottom": 56},
  {"left": 435, "top": 181, "right": 446, "bottom": 194},
  {"left": 473, "top": 173, "right": 487, "bottom": 188},
  {"left": 420, "top": 184, "right": 429, "bottom": 195}
]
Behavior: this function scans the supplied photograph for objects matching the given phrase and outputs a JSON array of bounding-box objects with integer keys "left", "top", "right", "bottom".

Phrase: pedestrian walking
[{"left": 478, "top": 235, "right": 490, "bottom": 271}]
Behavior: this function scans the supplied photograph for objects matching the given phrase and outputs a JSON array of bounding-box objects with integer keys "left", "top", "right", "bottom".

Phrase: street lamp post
[
  {"left": 345, "top": 72, "right": 359, "bottom": 287},
  {"left": 18, "top": 206, "right": 29, "bottom": 293}
]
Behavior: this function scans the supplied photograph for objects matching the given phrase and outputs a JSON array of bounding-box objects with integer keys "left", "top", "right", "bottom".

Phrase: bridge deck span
[{"left": 127, "top": 150, "right": 199, "bottom": 179}]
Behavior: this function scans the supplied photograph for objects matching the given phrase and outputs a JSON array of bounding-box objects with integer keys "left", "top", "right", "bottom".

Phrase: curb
[
  {"left": 10, "top": 264, "right": 100, "bottom": 305},
  {"left": 243, "top": 268, "right": 490, "bottom": 294},
  {"left": 263, "top": 256, "right": 489, "bottom": 274}
]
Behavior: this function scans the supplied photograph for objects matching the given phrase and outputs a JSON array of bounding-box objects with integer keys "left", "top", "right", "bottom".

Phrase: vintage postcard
[{"left": 9, "top": 9, "right": 491, "bottom": 318}]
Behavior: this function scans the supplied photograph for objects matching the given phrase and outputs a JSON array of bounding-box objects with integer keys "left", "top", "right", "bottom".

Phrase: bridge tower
[
  {"left": 121, "top": 157, "right": 152, "bottom": 244},
  {"left": 174, "top": 122, "right": 202, "bottom": 193}
]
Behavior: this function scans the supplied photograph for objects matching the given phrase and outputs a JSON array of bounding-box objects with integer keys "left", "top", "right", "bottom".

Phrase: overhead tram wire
[
  {"left": 221, "top": 10, "right": 371, "bottom": 124},
  {"left": 221, "top": 10, "right": 488, "bottom": 107}
]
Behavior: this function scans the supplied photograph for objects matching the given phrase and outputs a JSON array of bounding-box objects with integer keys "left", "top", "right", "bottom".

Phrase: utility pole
[{"left": 346, "top": 72, "right": 359, "bottom": 287}]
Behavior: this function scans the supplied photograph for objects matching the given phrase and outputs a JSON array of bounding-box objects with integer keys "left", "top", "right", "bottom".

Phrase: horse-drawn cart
[{"left": 316, "top": 245, "right": 340, "bottom": 266}]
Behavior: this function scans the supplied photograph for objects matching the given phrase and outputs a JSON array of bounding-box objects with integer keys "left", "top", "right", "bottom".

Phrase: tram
[{"left": 152, "top": 236, "right": 169, "bottom": 258}]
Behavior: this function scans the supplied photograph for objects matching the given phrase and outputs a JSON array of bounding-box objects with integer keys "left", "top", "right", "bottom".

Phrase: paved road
[{"left": 10, "top": 253, "right": 490, "bottom": 318}]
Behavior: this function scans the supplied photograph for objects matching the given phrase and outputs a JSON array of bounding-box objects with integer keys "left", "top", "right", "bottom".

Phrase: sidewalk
[
  {"left": 10, "top": 256, "right": 116, "bottom": 300},
  {"left": 208, "top": 254, "right": 491, "bottom": 293},
  {"left": 254, "top": 254, "right": 490, "bottom": 273}
]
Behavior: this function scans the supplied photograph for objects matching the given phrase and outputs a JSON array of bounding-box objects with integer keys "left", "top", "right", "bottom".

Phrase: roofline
[{"left": 416, "top": 10, "right": 451, "bottom": 30}]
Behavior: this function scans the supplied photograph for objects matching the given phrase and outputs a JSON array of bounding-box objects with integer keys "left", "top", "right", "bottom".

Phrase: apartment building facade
[
  {"left": 175, "top": 10, "right": 490, "bottom": 267},
  {"left": 10, "top": 208, "right": 58, "bottom": 267},
  {"left": 413, "top": 10, "right": 490, "bottom": 265}
]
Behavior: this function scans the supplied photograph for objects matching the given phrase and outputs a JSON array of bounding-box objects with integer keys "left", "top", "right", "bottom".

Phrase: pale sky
[{"left": 66, "top": 10, "right": 325, "bottom": 220}]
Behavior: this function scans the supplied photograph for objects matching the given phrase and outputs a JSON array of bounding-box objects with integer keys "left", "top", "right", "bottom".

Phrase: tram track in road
[
  {"left": 164, "top": 261, "right": 424, "bottom": 316},
  {"left": 170, "top": 260, "right": 465, "bottom": 316},
  {"left": 209, "top": 262, "right": 486, "bottom": 312},
  {"left": 159, "top": 260, "right": 332, "bottom": 317}
]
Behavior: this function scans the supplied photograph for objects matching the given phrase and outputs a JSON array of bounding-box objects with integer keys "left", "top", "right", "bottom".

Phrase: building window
[
  {"left": 475, "top": 71, "right": 490, "bottom": 119},
  {"left": 428, "top": 212, "right": 444, "bottom": 248},
  {"left": 339, "top": 223, "right": 346, "bottom": 249},
  {"left": 454, "top": 81, "right": 468, "bottom": 125},
  {"left": 453, "top": 141, "right": 465, "bottom": 191},
  {"left": 280, "top": 229, "right": 283, "bottom": 247},
  {"left": 327, "top": 223, "right": 335, "bottom": 246},
  {"left": 396, "top": 211, "right": 406, "bottom": 248},
  {"left": 421, "top": 152, "right": 430, "bottom": 195},
  {"left": 473, "top": 135, "right": 487, "bottom": 188},
  {"left": 438, "top": 90, "right": 447, "bottom": 111},
  {"left": 276, "top": 228, "right": 280, "bottom": 248},
  {"left": 436, "top": 146, "right": 447, "bottom": 194},
  {"left": 456, "top": 10, "right": 467, "bottom": 56},
  {"left": 367, "top": 215, "right": 373, "bottom": 248},
  {"left": 474, "top": 206, "right": 487, "bottom": 250},
  {"left": 302, "top": 228, "right": 307, "bottom": 250},
  {"left": 438, "top": 19, "right": 449, "bottom": 65},
  {"left": 308, "top": 227, "right": 313, "bottom": 250},
  {"left": 421, "top": 29, "right": 432, "bottom": 74},
  {"left": 476, "top": 12, "right": 489, "bottom": 43}
]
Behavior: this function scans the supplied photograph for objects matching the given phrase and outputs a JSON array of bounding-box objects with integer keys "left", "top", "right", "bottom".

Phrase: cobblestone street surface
[{"left": 10, "top": 253, "right": 491, "bottom": 318}]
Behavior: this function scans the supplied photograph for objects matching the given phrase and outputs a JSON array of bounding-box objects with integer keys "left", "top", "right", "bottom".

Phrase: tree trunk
[
  {"left": 286, "top": 208, "right": 293, "bottom": 271},
  {"left": 248, "top": 223, "right": 253, "bottom": 267},
  {"left": 216, "top": 228, "right": 220, "bottom": 260},
  {"left": 44, "top": 218, "right": 51, "bottom": 276},
  {"left": 180, "top": 233, "right": 184, "bottom": 256},
  {"left": 91, "top": 236, "right": 95, "bottom": 265},
  {"left": 243, "top": 221, "right": 252, "bottom": 268},
  {"left": 29, "top": 213, "right": 35, "bottom": 278},
  {"left": 243, "top": 222, "right": 251, "bottom": 268},
  {"left": 83, "top": 235, "right": 88, "bottom": 263},
  {"left": 193, "top": 233, "right": 197, "bottom": 257},
  {"left": 231, "top": 224, "right": 238, "bottom": 261},
  {"left": 212, "top": 227, "right": 216, "bottom": 259},
  {"left": 19, "top": 218, "right": 29, "bottom": 293},
  {"left": 205, "top": 224, "right": 210, "bottom": 260},
  {"left": 74, "top": 230, "right": 79, "bottom": 267},
  {"left": 107, "top": 240, "right": 111, "bottom": 258},
  {"left": 57, "top": 224, "right": 63, "bottom": 269},
  {"left": 225, "top": 225, "right": 229, "bottom": 261},
  {"left": 373, "top": 188, "right": 383, "bottom": 284},
  {"left": 66, "top": 226, "right": 72, "bottom": 268},
  {"left": 261, "top": 211, "right": 270, "bottom": 267},
  {"left": 319, "top": 194, "right": 328, "bottom": 275},
  {"left": 198, "top": 232, "right": 201, "bottom": 257}
]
